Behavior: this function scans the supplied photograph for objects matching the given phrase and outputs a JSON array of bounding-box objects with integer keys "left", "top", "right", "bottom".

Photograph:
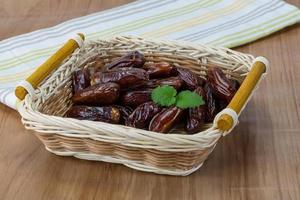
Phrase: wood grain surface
[{"left": 0, "top": 0, "right": 300, "bottom": 199}]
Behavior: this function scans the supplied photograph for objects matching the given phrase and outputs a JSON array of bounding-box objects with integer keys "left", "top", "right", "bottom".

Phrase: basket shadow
[{"left": 191, "top": 98, "right": 273, "bottom": 179}]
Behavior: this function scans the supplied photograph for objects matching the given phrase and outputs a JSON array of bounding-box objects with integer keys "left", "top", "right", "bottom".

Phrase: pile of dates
[{"left": 66, "top": 51, "right": 239, "bottom": 134}]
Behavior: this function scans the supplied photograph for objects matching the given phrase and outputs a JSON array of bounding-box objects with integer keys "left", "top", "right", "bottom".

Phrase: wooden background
[{"left": 0, "top": 0, "right": 300, "bottom": 199}]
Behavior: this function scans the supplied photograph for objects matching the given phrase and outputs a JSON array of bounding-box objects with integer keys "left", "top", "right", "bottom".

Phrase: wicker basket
[{"left": 16, "top": 34, "right": 268, "bottom": 176}]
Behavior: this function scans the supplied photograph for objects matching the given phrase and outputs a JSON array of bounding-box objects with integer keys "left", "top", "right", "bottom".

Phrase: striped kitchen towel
[{"left": 0, "top": 0, "right": 299, "bottom": 109}]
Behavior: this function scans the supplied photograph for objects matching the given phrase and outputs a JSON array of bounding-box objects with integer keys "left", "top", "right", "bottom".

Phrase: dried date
[
  {"left": 186, "top": 87, "right": 207, "bottom": 133},
  {"left": 66, "top": 105, "right": 120, "bottom": 123},
  {"left": 143, "top": 62, "right": 176, "bottom": 78},
  {"left": 72, "top": 82, "right": 120, "bottom": 105},
  {"left": 149, "top": 107, "right": 183, "bottom": 133},
  {"left": 113, "top": 105, "right": 133, "bottom": 124},
  {"left": 197, "top": 75, "right": 206, "bottom": 86},
  {"left": 176, "top": 67, "right": 200, "bottom": 90},
  {"left": 145, "top": 76, "right": 183, "bottom": 90},
  {"left": 72, "top": 68, "right": 90, "bottom": 93},
  {"left": 126, "top": 102, "right": 161, "bottom": 128},
  {"left": 204, "top": 83, "right": 217, "bottom": 122},
  {"left": 121, "top": 90, "right": 152, "bottom": 107},
  {"left": 91, "top": 67, "right": 149, "bottom": 89},
  {"left": 217, "top": 99, "right": 227, "bottom": 112},
  {"left": 231, "top": 79, "right": 240, "bottom": 91},
  {"left": 106, "top": 51, "right": 145, "bottom": 70},
  {"left": 207, "top": 67, "right": 237, "bottom": 103}
]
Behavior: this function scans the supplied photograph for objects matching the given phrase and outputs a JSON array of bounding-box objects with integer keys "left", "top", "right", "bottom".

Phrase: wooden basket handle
[
  {"left": 214, "top": 57, "right": 269, "bottom": 135},
  {"left": 15, "top": 33, "right": 85, "bottom": 100}
]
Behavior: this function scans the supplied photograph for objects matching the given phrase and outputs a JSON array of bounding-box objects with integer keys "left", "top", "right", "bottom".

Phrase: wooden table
[{"left": 1, "top": 0, "right": 300, "bottom": 199}]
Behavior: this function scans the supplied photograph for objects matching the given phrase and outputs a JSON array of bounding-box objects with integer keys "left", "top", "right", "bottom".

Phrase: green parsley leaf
[
  {"left": 176, "top": 90, "right": 205, "bottom": 109},
  {"left": 151, "top": 85, "right": 177, "bottom": 106}
]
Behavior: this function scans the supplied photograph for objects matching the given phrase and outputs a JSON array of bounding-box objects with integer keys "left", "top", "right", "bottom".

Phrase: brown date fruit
[
  {"left": 207, "top": 67, "right": 237, "bottom": 103},
  {"left": 105, "top": 51, "right": 145, "bottom": 70},
  {"left": 126, "top": 102, "right": 161, "bottom": 128},
  {"left": 72, "top": 68, "right": 90, "bottom": 93},
  {"left": 145, "top": 76, "right": 183, "bottom": 90},
  {"left": 197, "top": 75, "right": 206, "bottom": 86},
  {"left": 176, "top": 67, "right": 200, "bottom": 90},
  {"left": 72, "top": 82, "right": 120, "bottom": 105},
  {"left": 217, "top": 99, "right": 228, "bottom": 112},
  {"left": 114, "top": 105, "right": 133, "bottom": 124},
  {"left": 91, "top": 67, "right": 149, "bottom": 89},
  {"left": 121, "top": 90, "right": 152, "bottom": 107},
  {"left": 215, "top": 79, "right": 239, "bottom": 112},
  {"left": 204, "top": 83, "right": 217, "bottom": 122},
  {"left": 186, "top": 87, "right": 207, "bottom": 134},
  {"left": 79, "top": 61, "right": 104, "bottom": 83},
  {"left": 149, "top": 107, "right": 183, "bottom": 133},
  {"left": 143, "top": 62, "right": 176, "bottom": 78},
  {"left": 231, "top": 79, "right": 240, "bottom": 90},
  {"left": 66, "top": 106, "right": 120, "bottom": 123}
]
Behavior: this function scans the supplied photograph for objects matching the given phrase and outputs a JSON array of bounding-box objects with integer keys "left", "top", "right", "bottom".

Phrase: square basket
[{"left": 16, "top": 34, "right": 268, "bottom": 176}]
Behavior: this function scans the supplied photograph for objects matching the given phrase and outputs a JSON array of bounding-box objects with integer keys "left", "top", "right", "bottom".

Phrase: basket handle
[
  {"left": 15, "top": 33, "right": 85, "bottom": 100},
  {"left": 214, "top": 57, "right": 269, "bottom": 135}
]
